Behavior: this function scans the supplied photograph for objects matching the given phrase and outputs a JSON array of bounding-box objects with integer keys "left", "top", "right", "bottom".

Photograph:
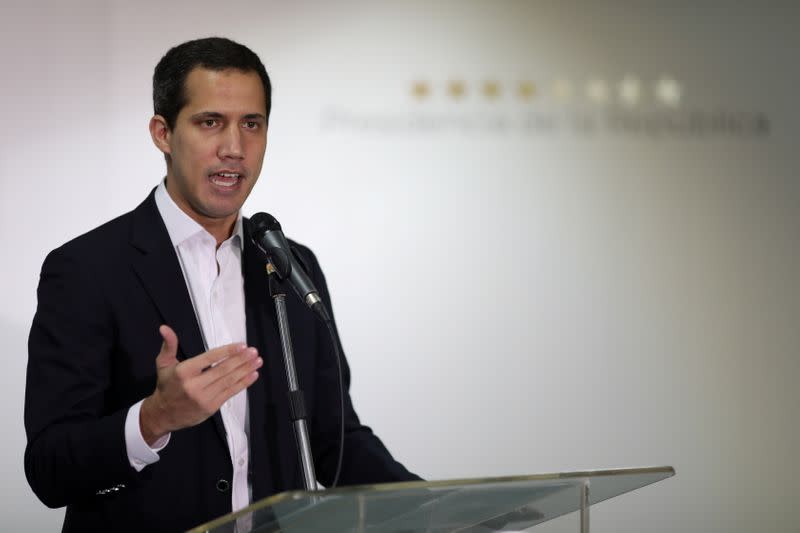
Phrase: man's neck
[{"left": 163, "top": 179, "right": 238, "bottom": 248}]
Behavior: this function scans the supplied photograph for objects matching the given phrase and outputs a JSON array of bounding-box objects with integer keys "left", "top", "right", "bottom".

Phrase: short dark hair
[{"left": 153, "top": 37, "right": 272, "bottom": 129}]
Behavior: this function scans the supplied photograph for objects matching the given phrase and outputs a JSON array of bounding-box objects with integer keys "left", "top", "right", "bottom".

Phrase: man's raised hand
[{"left": 139, "top": 325, "right": 262, "bottom": 446}]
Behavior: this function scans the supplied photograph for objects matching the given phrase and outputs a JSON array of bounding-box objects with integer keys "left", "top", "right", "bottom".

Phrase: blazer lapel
[{"left": 129, "top": 190, "right": 227, "bottom": 443}]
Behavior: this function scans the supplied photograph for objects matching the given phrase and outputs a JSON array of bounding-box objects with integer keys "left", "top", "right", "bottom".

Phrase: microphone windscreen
[
  {"left": 250, "top": 212, "right": 282, "bottom": 234},
  {"left": 249, "top": 212, "right": 292, "bottom": 279}
]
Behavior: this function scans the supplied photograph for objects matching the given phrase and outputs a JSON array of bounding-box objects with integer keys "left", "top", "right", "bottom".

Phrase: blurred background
[{"left": 1, "top": 1, "right": 797, "bottom": 531}]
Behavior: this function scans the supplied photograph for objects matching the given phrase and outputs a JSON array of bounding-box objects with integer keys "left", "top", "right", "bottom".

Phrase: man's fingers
[
  {"left": 185, "top": 342, "right": 250, "bottom": 373},
  {"left": 196, "top": 348, "right": 261, "bottom": 389},
  {"left": 156, "top": 324, "right": 179, "bottom": 369},
  {"left": 148, "top": 330, "right": 260, "bottom": 433},
  {"left": 210, "top": 367, "right": 261, "bottom": 407}
]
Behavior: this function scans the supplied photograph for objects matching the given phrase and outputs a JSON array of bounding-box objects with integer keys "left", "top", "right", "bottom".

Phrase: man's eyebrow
[
  {"left": 190, "top": 111, "right": 266, "bottom": 120},
  {"left": 190, "top": 111, "right": 224, "bottom": 120}
]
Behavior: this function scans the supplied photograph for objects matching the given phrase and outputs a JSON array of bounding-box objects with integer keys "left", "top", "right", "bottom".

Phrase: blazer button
[{"left": 216, "top": 479, "right": 230, "bottom": 493}]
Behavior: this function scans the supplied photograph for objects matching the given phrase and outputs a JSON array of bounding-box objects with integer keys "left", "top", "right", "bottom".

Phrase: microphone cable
[{"left": 321, "top": 312, "right": 345, "bottom": 489}]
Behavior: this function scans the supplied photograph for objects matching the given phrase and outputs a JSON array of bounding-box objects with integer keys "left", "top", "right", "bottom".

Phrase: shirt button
[{"left": 238, "top": 458, "right": 245, "bottom": 467}]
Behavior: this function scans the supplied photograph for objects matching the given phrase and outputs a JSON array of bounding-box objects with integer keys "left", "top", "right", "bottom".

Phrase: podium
[{"left": 188, "top": 466, "right": 674, "bottom": 532}]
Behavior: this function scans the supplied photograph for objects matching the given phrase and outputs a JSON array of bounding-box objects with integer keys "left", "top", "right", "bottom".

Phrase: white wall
[{"left": 1, "top": 1, "right": 797, "bottom": 531}]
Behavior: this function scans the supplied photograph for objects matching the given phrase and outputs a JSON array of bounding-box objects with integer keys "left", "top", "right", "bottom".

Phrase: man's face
[{"left": 153, "top": 67, "right": 267, "bottom": 235}]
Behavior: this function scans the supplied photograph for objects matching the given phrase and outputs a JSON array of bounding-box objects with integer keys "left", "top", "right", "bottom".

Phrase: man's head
[
  {"left": 149, "top": 37, "right": 271, "bottom": 242},
  {"left": 153, "top": 37, "right": 271, "bottom": 130}
]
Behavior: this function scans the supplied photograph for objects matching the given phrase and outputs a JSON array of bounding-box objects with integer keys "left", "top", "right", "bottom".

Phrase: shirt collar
[{"left": 154, "top": 179, "right": 243, "bottom": 250}]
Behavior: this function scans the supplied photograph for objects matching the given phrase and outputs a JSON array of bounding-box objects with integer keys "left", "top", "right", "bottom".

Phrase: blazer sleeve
[
  {"left": 25, "top": 245, "right": 136, "bottom": 508},
  {"left": 293, "top": 244, "right": 422, "bottom": 486}
]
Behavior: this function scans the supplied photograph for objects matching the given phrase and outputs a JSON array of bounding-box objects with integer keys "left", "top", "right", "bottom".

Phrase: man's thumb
[{"left": 156, "top": 324, "right": 179, "bottom": 369}]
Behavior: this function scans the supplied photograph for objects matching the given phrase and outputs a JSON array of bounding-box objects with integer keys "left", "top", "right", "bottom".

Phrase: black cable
[{"left": 323, "top": 316, "right": 345, "bottom": 489}]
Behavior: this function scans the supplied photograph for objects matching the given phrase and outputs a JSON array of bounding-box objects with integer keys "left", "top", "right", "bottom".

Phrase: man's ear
[{"left": 149, "top": 115, "right": 172, "bottom": 155}]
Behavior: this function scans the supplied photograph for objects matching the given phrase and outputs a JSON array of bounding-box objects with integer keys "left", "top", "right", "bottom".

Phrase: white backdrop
[{"left": 1, "top": 1, "right": 798, "bottom": 531}]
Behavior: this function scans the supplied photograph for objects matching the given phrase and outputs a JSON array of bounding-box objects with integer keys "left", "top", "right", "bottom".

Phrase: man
[{"left": 25, "top": 37, "right": 418, "bottom": 532}]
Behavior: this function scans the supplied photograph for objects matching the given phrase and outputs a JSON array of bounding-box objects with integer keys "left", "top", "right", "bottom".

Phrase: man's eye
[
  {"left": 201, "top": 119, "right": 218, "bottom": 128},
  {"left": 244, "top": 121, "right": 259, "bottom": 129}
]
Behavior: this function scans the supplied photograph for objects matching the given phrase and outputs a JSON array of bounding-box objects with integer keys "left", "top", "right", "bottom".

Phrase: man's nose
[{"left": 218, "top": 125, "right": 244, "bottom": 159}]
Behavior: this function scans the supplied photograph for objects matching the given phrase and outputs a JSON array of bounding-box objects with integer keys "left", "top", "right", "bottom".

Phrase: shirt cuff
[{"left": 125, "top": 400, "right": 170, "bottom": 472}]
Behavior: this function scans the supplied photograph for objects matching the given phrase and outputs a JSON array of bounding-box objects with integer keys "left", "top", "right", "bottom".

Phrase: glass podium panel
[{"left": 189, "top": 466, "right": 674, "bottom": 533}]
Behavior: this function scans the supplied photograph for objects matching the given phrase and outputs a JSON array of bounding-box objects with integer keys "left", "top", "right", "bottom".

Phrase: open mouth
[{"left": 209, "top": 172, "right": 242, "bottom": 188}]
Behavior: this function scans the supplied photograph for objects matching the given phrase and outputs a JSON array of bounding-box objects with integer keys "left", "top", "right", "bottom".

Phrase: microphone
[
  {"left": 249, "top": 212, "right": 330, "bottom": 322},
  {"left": 249, "top": 211, "right": 346, "bottom": 487}
]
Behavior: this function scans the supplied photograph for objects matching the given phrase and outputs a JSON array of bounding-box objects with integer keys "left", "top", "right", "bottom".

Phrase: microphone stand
[{"left": 266, "top": 262, "right": 318, "bottom": 492}]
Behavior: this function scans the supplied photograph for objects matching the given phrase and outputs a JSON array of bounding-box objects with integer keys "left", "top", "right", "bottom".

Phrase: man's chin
[{"left": 189, "top": 199, "right": 244, "bottom": 227}]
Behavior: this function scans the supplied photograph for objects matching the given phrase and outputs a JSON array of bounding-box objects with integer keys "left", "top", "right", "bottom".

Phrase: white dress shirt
[{"left": 124, "top": 181, "right": 251, "bottom": 512}]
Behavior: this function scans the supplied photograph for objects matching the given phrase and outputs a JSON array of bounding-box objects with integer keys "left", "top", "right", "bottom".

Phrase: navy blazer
[{"left": 25, "top": 190, "right": 418, "bottom": 532}]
